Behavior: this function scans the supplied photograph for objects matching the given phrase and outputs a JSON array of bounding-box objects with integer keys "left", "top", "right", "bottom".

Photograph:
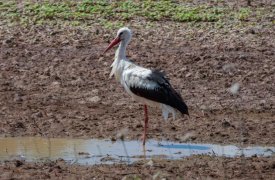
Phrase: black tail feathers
[{"left": 177, "top": 100, "right": 189, "bottom": 116}]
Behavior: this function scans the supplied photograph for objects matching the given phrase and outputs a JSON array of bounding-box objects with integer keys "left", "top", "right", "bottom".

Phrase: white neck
[
  {"left": 117, "top": 40, "right": 127, "bottom": 60},
  {"left": 110, "top": 40, "right": 130, "bottom": 80}
]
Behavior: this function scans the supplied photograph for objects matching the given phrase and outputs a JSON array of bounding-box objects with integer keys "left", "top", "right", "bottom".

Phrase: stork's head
[{"left": 104, "top": 27, "right": 132, "bottom": 53}]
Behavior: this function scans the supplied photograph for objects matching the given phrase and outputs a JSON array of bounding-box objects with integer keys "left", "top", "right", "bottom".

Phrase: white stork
[{"left": 104, "top": 27, "right": 189, "bottom": 145}]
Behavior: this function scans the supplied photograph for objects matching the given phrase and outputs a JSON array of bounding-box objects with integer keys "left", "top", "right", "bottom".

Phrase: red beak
[{"left": 104, "top": 37, "right": 121, "bottom": 53}]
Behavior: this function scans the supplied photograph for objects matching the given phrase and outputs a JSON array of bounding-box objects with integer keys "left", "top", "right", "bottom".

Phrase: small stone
[
  {"left": 87, "top": 96, "right": 101, "bottom": 103},
  {"left": 185, "top": 72, "right": 192, "bottom": 78},
  {"left": 229, "top": 83, "right": 240, "bottom": 95},
  {"left": 92, "top": 89, "right": 99, "bottom": 94},
  {"left": 179, "top": 67, "right": 187, "bottom": 72},
  {"left": 180, "top": 131, "right": 196, "bottom": 141},
  {"left": 98, "top": 57, "right": 104, "bottom": 61},
  {"left": 146, "top": 160, "right": 154, "bottom": 167},
  {"left": 31, "top": 112, "right": 43, "bottom": 118},
  {"left": 50, "top": 81, "right": 60, "bottom": 88},
  {"left": 52, "top": 81, "right": 60, "bottom": 86}
]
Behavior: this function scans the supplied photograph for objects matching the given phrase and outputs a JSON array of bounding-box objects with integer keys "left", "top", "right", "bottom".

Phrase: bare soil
[
  {"left": 0, "top": 22, "right": 274, "bottom": 145},
  {"left": 0, "top": 157, "right": 274, "bottom": 180},
  {"left": 0, "top": 2, "right": 275, "bottom": 179}
]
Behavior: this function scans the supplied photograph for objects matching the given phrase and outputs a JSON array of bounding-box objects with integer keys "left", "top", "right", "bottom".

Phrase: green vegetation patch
[{"left": 0, "top": 0, "right": 272, "bottom": 28}]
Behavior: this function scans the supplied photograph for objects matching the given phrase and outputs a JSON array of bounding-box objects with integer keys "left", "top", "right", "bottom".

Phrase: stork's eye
[{"left": 119, "top": 32, "right": 123, "bottom": 36}]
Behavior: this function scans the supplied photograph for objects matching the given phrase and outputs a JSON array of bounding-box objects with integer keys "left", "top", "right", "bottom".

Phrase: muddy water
[{"left": 0, "top": 137, "right": 274, "bottom": 165}]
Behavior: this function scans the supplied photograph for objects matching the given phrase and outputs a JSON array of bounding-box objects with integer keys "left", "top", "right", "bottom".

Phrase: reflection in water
[
  {"left": 0, "top": 137, "right": 274, "bottom": 165},
  {"left": 158, "top": 144, "right": 210, "bottom": 150}
]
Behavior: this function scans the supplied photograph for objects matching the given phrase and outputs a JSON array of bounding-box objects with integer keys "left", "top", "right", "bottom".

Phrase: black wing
[{"left": 128, "top": 70, "right": 189, "bottom": 115}]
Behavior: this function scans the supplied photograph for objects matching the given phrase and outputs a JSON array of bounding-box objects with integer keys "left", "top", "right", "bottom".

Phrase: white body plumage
[{"left": 110, "top": 47, "right": 176, "bottom": 120}]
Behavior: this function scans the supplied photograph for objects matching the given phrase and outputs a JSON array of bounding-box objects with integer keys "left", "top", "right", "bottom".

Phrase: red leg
[{"left": 143, "top": 105, "right": 148, "bottom": 146}]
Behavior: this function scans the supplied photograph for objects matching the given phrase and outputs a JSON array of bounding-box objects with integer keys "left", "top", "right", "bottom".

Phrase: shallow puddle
[{"left": 0, "top": 137, "right": 274, "bottom": 165}]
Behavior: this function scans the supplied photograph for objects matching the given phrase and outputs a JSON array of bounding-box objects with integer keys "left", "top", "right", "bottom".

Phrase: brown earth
[
  {"left": 0, "top": 22, "right": 274, "bottom": 145},
  {"left": 1, "top": 157, "right": 275, "bottom": 180},
  {"left": 1, "top": 2, "right": 275, "bottom": 179}
]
